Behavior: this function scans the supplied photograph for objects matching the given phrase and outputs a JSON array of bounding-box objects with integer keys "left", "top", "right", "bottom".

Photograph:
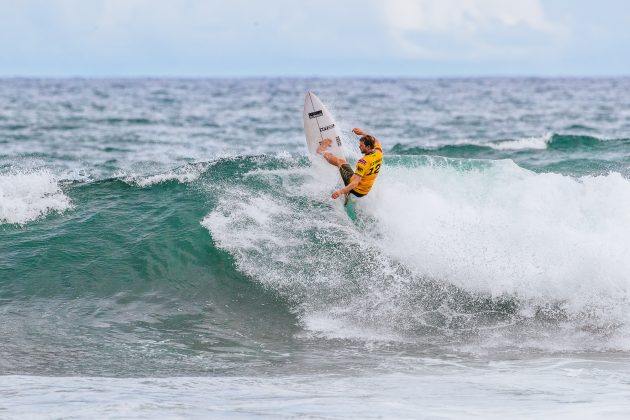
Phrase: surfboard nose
[{"left": 305, "top": 91, "right": 323, "bottom": 108}]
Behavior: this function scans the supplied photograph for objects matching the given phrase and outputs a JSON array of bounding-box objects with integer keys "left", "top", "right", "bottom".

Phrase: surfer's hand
[
  {"left": 331, "top": 190, "right": 341, "bottom": 199},
  {"left": 352, "top": 128, "right": 366, "bottom": 136}
]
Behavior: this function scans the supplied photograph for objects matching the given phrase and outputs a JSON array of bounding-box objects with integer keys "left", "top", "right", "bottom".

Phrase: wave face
[
  {"left": 3, "top": 78, "right": 630, "bottom": 379},
  {"left": 1, "top": 162, "right": 304, "bottom": 376}
]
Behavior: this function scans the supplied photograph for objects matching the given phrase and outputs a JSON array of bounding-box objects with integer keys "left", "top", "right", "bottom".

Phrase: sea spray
[{"left": 203, "top": 154, "right": 630, "bottom": 345}]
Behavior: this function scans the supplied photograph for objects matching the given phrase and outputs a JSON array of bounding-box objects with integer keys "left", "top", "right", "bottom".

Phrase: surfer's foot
[{"left": 317, "top": 138, "right": 332, "bottom": 154}]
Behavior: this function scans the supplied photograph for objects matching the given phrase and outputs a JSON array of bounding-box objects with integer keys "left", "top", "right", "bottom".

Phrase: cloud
[
  {"left": 2, "top": 1, "right": 382, "bottom": 58},
  {"left": 0, "top": 0, "right": 626, "bottom": 76},
  {"left": 383, "top": 0, "right": 567, "bottom": 59}
]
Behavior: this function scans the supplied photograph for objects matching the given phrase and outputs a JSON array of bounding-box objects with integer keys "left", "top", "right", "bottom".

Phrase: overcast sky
[{"left": 1, "top": 0, "right": 629, "bottom": 77}]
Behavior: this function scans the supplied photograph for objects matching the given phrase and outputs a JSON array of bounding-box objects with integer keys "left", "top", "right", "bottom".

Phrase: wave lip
[
  {"left": 487, "top": 133, "right": 552, "bottom": 150},
  {"left": 0, "top": 170, "right": 72, "bottom": 225}
]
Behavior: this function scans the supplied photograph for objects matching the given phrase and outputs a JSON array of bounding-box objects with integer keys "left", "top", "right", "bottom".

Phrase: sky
[{"left": 0, "top": 0, "right": 629, "bottom": 77}]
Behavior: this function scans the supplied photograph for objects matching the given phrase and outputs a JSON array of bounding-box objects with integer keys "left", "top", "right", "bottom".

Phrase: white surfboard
[{"left": 303, "top": 92, "right": 346, "bottom": 170}]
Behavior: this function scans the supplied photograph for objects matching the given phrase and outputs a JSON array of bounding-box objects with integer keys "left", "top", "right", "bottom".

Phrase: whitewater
[{"left": 2, "top": 77, "right": 630, "bottom": 418}]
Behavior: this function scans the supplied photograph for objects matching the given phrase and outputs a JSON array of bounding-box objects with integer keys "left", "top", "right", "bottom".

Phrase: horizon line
[{"left": 1, "top": 74, "right": 629, "bottom": 80}]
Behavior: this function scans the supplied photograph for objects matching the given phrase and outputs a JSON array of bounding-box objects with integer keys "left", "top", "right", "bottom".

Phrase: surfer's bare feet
[{"left": 317, "top": 138, "right": 332, "bottom": 154}]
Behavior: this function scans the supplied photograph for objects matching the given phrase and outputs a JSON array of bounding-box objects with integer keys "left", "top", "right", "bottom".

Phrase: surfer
[{"left": 317, "top": 127, "right": 383, "bottom": 200}]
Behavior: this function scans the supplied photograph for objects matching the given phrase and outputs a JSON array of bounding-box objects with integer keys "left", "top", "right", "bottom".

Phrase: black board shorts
[{"left": 339, "top": 164, "right": 365, "bottom": 197}]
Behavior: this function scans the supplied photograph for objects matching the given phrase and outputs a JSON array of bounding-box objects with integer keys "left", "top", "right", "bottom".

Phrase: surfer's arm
[
  {"left": 332, "top": 175, "right": 361, "bottom": 199},
  {"left": 353, "top": 127, "right": 381, "bottom": 146}
]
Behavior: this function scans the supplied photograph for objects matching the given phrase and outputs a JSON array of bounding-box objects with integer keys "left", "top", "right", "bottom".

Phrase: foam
[
  {"left": 366, "top": 159, "right": 630, "bottom": 303},
  {"left": 0, "top": 170, "right": 72, "bottom": 225},
  {"left": 299, "top": 311, "right": 406, "bottom": 343},
  {"left": 5, "top": 370, "right": 630, "bottom": 419}
]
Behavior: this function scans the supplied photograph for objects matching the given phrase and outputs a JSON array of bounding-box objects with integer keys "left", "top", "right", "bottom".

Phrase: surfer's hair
[{"left": 359, "top": 135, "right": 376, "bottom": 149}]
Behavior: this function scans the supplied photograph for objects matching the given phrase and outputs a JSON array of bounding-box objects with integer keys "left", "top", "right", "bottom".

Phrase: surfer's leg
[
  {"left": 339, "top": 164, "right": 354, "bottom": 185},
  {"left": 323, "top": 153, "right": 347, "bottom": 167},
  {"left": 317, "top": 138, "right": 347, "bottom": 168}
]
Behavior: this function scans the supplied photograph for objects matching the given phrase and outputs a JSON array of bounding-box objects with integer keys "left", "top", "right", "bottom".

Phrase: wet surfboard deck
[{"left": 303, "top": 91, "right": 346, "bottom": 169}]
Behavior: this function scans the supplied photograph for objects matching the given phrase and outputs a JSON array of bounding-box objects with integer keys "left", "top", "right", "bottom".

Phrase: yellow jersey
[{"left": 353, "top": 141, "right": 383, "bottom": 195}]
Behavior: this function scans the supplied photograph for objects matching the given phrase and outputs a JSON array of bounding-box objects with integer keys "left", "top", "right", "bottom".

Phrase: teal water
[{"left": 2, "top": 78, "right": 630, "bottom": 417}]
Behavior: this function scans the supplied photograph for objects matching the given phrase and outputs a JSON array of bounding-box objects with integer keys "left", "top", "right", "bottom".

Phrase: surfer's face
[{"left": 359, "top": 141, "right": 370, "bottom": 154}]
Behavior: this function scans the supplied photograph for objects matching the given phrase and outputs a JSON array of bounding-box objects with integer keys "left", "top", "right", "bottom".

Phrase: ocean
[{"left": 2, "top": 77, "right": 630, "bottom": 418}]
